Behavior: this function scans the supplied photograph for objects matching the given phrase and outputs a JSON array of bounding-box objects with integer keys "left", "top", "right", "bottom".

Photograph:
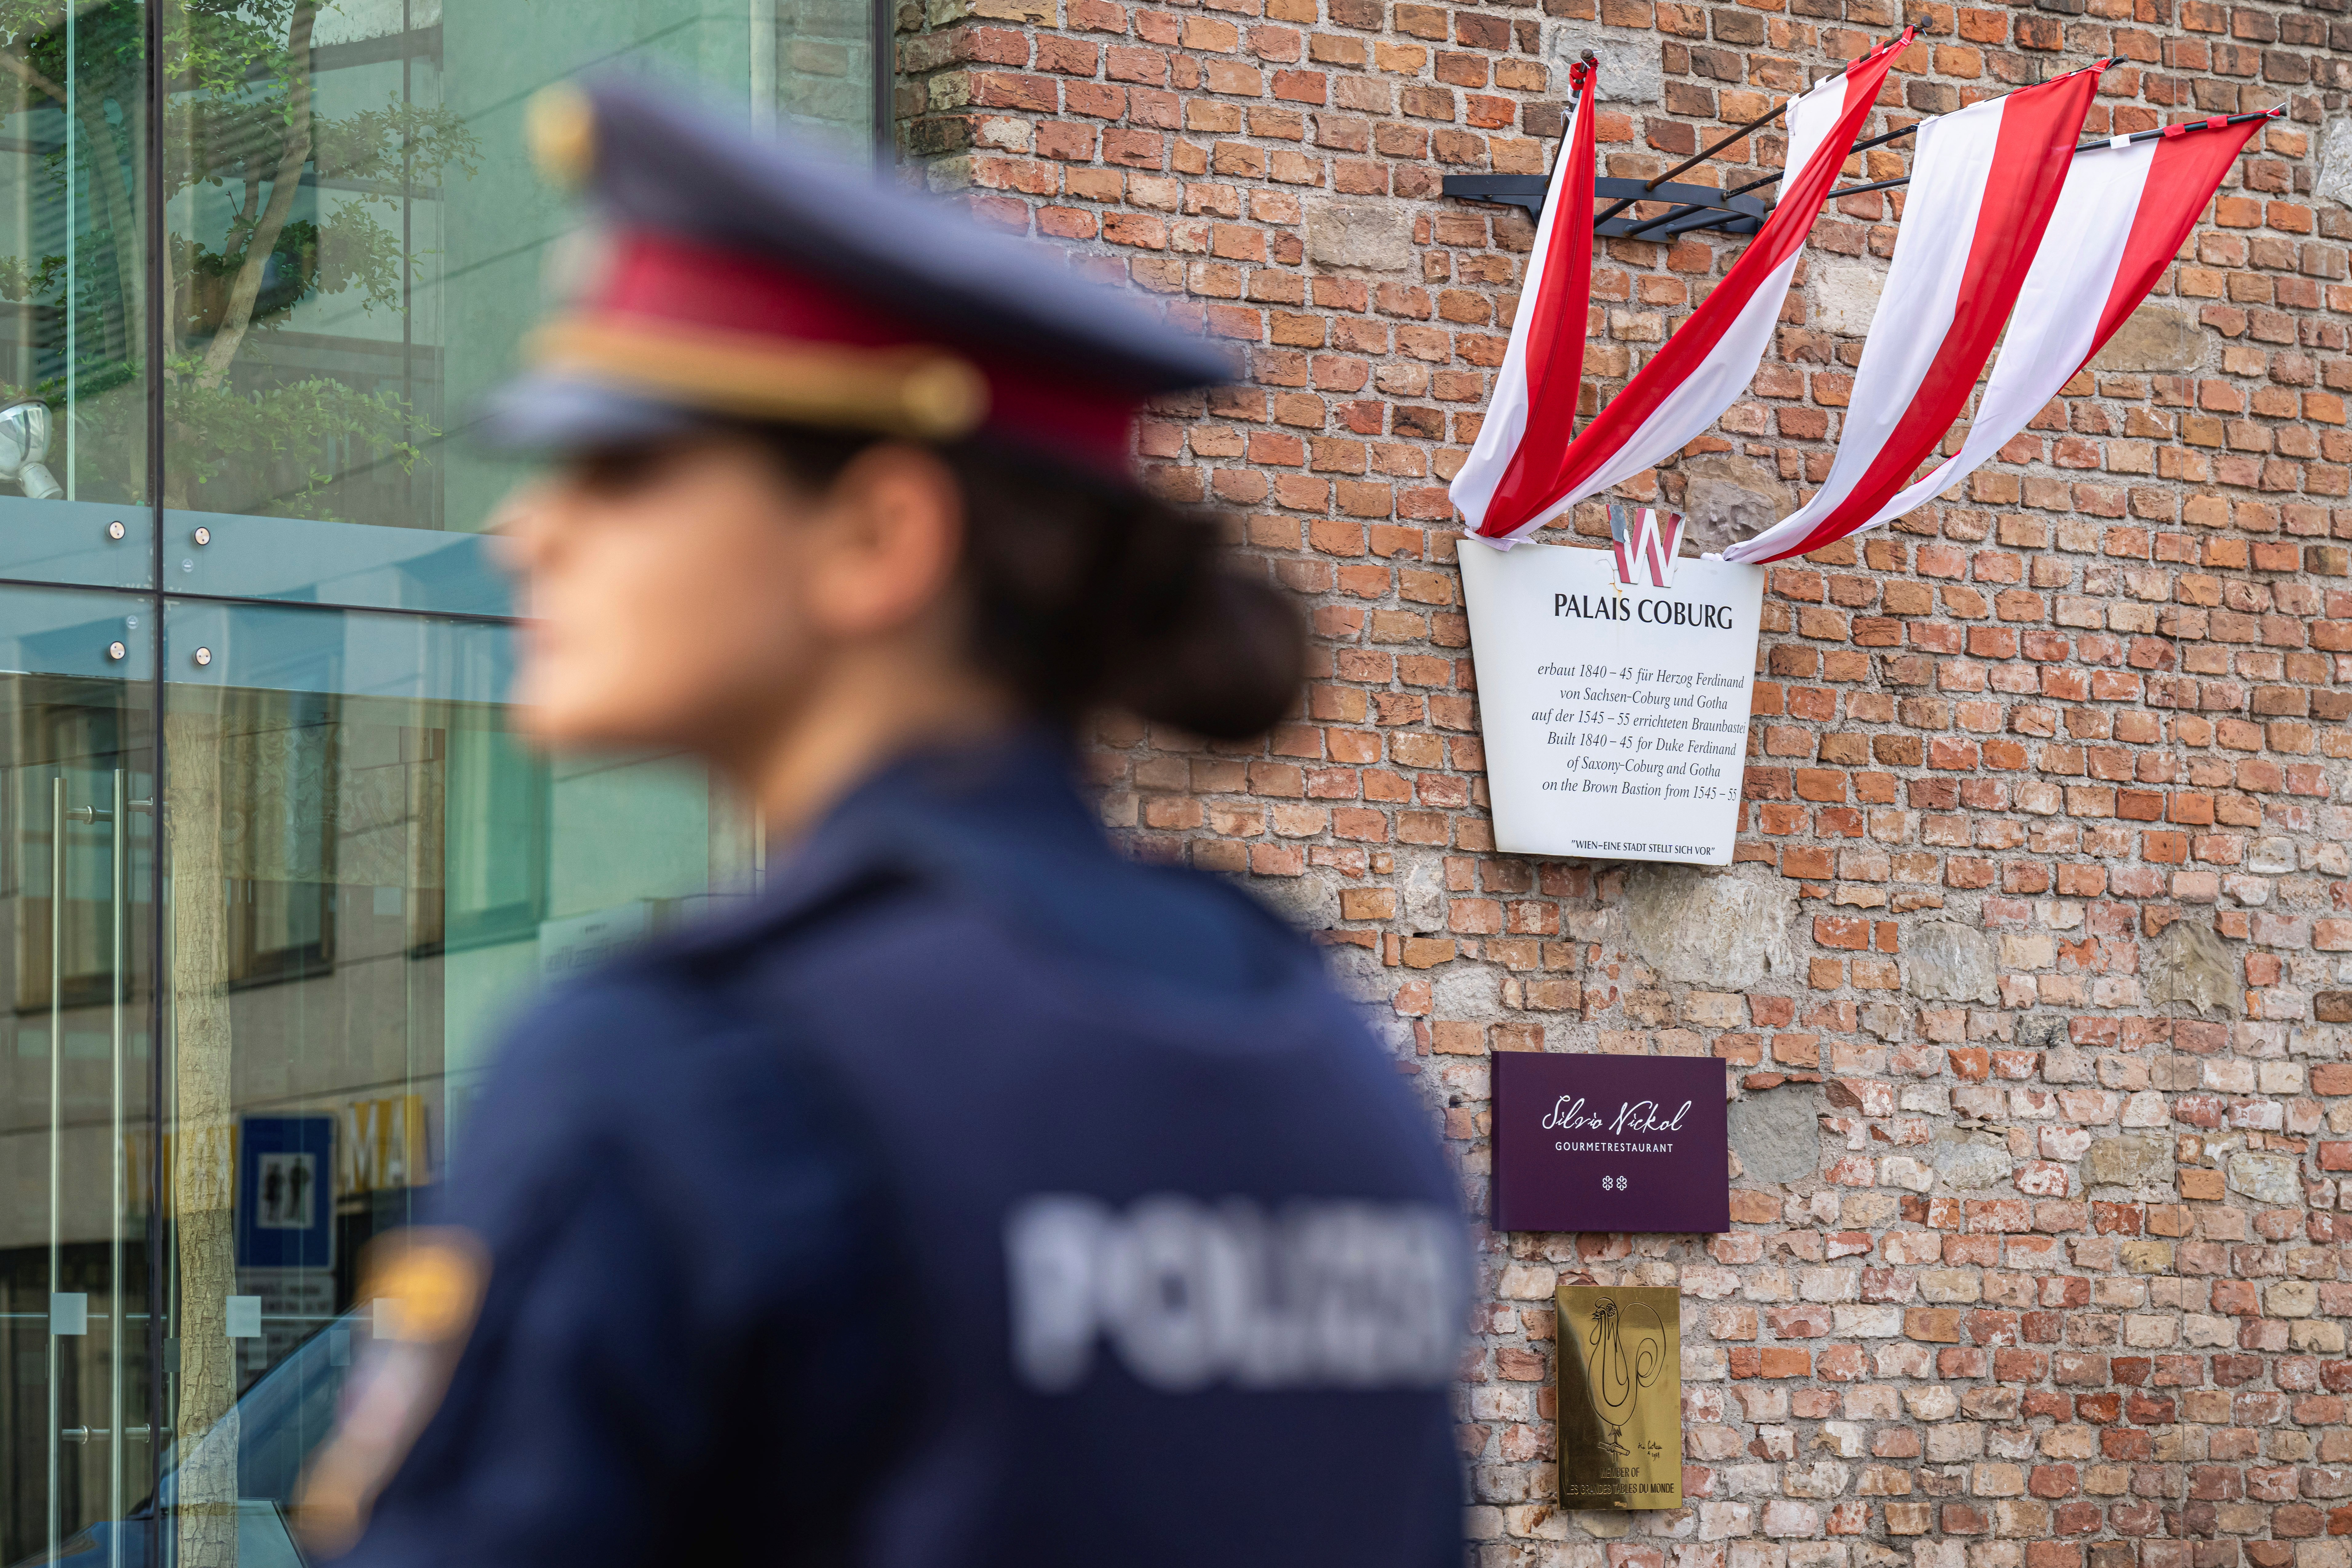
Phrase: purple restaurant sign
[{"left": 1491, "top": 1053, "right": 1729, "bottom": 1234}]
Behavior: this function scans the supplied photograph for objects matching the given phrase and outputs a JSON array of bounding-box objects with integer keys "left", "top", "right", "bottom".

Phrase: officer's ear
[{"left": 795, "top": 440, "right": 968, "bottom": 638}]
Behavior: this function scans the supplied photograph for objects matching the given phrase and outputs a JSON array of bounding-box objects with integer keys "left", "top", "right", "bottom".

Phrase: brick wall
[{"left": 896, "top": 0, "right": 2352, "bottom": 1562}]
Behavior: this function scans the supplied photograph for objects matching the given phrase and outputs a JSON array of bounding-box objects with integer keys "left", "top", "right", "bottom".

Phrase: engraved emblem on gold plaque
[{"left": 1554, "top": 1284, "right": 1681, "bottom": 1510}]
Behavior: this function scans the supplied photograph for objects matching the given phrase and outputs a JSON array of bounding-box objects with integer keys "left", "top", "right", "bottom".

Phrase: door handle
[{"left": 58, "top": 1425, "right": 150, "bottom": 1443}]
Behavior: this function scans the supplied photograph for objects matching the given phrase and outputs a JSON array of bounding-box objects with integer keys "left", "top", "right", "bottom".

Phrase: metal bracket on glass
[{"left": 1439, "top": 173, "right": 1769, "bottom": 239}]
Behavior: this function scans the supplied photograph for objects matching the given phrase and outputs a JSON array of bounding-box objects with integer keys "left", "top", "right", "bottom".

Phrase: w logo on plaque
[
  {"left": 1555, "top": 1284, "right": 1681, "bottom": 1509},
  {"left": 1607, "top": 503, "right": 1684, "bottom": 589}
]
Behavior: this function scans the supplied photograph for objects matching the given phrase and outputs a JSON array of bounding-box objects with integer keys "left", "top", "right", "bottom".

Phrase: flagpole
[
  {"left": 1603, "top": 99, "right": 1797, "bottom": 219},
  {"left": 1595, "top": 30, "right": 1914, "bottom": 229},
  {"left": 1821, "top": 96, "right": 2277, "bottom": 202},
  {"left": 1612, "top": 119, "right": 1936, "bottom": 242},
  {"left": 1619, "top": 120, "right": 1930, "bottom": 241},
  {"left": 1595, "top": 102, "right": 1796, "bottom": 230},
  {"left": 1626, "top": 51, "right": 2144, "bottom": 242}
]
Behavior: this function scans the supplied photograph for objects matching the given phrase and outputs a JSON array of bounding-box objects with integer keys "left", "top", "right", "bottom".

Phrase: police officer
[{"left": 296, "top": 78, "right": 1468, "bottom": 1568}]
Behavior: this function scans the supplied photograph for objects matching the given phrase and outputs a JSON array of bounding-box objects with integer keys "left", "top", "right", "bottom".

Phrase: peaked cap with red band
[{"left": 479, "top": 77, "right": 1232, "bottom": 476}]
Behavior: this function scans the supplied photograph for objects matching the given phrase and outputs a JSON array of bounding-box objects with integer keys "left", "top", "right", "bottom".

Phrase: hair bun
[
  {"left": 1110, "top": 572, "right": 1304, "bottom": 740},
  {"left": 753, "top": 422, "right": 1308, "bottom": 738}
]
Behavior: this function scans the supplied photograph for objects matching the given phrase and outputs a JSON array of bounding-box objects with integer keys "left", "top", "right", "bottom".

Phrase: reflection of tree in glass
[
  {"left": 0, "top": 0, "right": 480, "bottom": 511},
  {"left": 1579, "top": 1296, "right": 1664, "bottom": 1457}
]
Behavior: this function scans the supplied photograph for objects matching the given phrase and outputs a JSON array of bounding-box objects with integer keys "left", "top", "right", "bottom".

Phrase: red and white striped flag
[
  {"left": 1721, "top": 65, "right": 2104, "bottom": 565},
  {"left": 1453, "top": 31, "right": 1911, "bottom": 547},
  {"left": 1447, "top": 54, "right": 1597, "bottom": 543},
  {"left": 1725, "top": 110, "right": 2270, "bottom": 562}
]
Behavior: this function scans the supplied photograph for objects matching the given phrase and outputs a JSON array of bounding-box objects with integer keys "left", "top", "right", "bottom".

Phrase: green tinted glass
[{"left": 0, "top": 1, "right": 855, "bottom": 1554}]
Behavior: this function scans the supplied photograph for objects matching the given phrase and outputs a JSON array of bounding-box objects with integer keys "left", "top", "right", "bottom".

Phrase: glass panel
[
  {"left": 154, "top": 598, "right": 756, "bottom": 1560},
  {"left": 0, "top": 583, "right": 156, "bottom": 1568},
  {"left": 162, "top": 509, "right": 506, "bottom": 616},
  {"left": 165, "top": 0, "right": 881, "bottom": 614},
  {"left": 0, "top": 0, "right": 153, "bottom": 588},
  {"left": 770, "top": 0, "right": 880, "bottom": 141}
]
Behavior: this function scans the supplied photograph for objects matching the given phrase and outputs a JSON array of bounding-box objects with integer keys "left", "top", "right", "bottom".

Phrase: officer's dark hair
[{"left": 751, "top": 424, "right": 1306, "bottom": 741}]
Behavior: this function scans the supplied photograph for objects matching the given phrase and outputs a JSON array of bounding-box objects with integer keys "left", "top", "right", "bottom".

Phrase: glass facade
[{"left": 0, "top": 1, "right": 878, "bottom": 1561}]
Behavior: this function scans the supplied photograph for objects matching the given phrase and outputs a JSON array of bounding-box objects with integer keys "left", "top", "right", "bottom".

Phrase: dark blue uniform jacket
[{"left": 341, "top": 733, "right": 1467, "bottom": 1568}]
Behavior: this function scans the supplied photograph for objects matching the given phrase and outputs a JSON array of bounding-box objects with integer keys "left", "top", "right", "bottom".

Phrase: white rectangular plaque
[{"left": 1458, "top": 534, "right": 1765, "bottom": 865}]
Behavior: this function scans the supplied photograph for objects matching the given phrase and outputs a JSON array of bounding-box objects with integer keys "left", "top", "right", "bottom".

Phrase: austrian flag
[
  {"left": 1721, "top": 64, "right": 2106, "bottom": 564},
  {"left": 1451, "top": 31, "right": 1912, "bottom": 547},
  {"left": 1724, "top": 106, "right": 2273, "bottom": 563},
  {"left": 1449, "top": 32, "right": 2274, "bottom": 566},
  {"left": 1446, "top": 51, "right": 1598, "bottom": 545}
]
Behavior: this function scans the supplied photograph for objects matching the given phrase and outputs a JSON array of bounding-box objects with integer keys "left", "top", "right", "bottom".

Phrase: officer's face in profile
[{"left": 496, "top": 433, "right": 1015, "bottom": 822}]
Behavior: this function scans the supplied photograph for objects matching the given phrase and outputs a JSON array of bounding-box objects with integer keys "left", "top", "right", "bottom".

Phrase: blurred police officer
[{"left": 296, "top": 78, "right": 1467, "bottom": 1568}]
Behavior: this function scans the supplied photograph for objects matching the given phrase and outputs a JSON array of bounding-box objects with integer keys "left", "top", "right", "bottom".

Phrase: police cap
[{"left": 480, "top": 77, "right": 1233, "bottom": 474}]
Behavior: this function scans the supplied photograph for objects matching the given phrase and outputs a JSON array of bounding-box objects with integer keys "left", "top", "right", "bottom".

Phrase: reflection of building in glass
[{"left": 0, "top": 3, "right": 867, "bottom": 1558}]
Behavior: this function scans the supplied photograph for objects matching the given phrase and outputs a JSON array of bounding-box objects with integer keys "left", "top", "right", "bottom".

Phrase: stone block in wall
[
  {"left": 2083, "top": 1132, "right": 2174, "bottom": 1194},
  {"left": 1392, "top": 850, "right": 1459, "bottom": 937},
  {"left": 1674, "top": 454, "right": 1795, "bottom": 558},
  {"left": 1620, "top": 861, "right": 1797, "bottom": 990},
  {"left": 2319, "top": 115, "right": 2352, "bottom": 210},
  {"left": 1545, "top": 20, "right": 1662, "bottom": 106},
  {"left": 2224, "top": 1150, "right": 2302, "bottom": 1207},
  {"left": 1249, "top": 864, "right": 1344, "bottom": 930},
  {"left": 2089, "top": 303, "right": 2204, "bottom": 374},
  {"left": 1927, "top": 1131, "right": 2010, "bottom": 1191},
  {"left": 1902, "top": 921, "right": 1998, "bottom": 1005},
  {"left": 1809, "top": 256, "right": 1885, "bottom": 339},
  {"left": 2146, "top": 919, "right": 2242, "bottom": 1019},
  {"left": 1729, "top": 1085, "right": 1818, "bottom": 1187},
  {"left": 1303, "top": 200, "right": 1411, "bottom": 275}
]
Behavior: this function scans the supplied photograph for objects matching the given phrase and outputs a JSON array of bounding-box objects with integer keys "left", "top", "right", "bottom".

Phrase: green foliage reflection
[{"left": 0, "top": 0, "right": 480, "bottom": 513}]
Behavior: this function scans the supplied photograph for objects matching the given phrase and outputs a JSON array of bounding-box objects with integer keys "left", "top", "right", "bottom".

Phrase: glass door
[
  {"left": 0, "top": 0, "right": 859, "bottom": 1555},
  {"left": 150, "top": 598, "right": 758, "bottom": 1568},
  {"left": 0, "top": 584, "right": 155, "bottom": 1568}
]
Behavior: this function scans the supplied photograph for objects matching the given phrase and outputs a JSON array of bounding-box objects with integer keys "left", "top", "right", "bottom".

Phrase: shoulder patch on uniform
[
  {"left": 366, "top": 1227, "right": 490, "bottom": 1343},
  {"left": 293, "top": 1228, "right": 491, "bottom": 1556}
]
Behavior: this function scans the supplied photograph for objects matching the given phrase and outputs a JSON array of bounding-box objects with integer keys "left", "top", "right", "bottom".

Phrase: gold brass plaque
[{"left": 1554, "top": 1284, "right": 1681, "bottom": 1510}]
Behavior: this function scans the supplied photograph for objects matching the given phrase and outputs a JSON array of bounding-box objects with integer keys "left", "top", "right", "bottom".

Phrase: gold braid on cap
[{"left": 527, "top": 316, "right": 992, "bottom": 440}]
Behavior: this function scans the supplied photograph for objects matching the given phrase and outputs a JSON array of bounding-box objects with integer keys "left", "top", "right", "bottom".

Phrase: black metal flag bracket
[
  {"left": 1437, "top": 43, "right": 1872, "bottom": 240},
  {"left": 1440, "top": 174, "right": 1768, "bottom": 239}
]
